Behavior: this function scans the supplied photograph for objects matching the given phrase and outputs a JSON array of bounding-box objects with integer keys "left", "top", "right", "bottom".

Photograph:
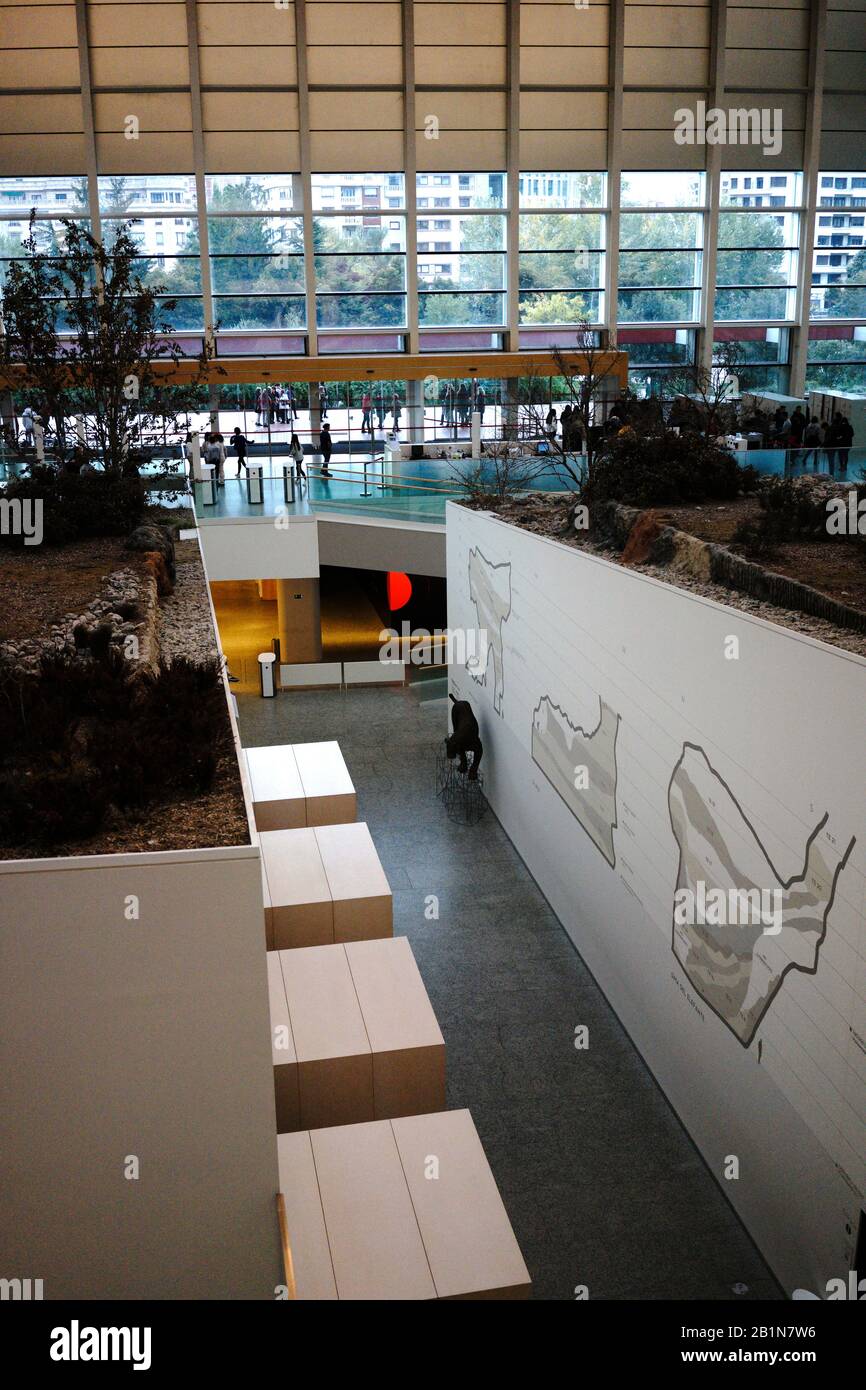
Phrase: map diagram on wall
[
  {"left": 531, "top": 696, "right": 621, "bottom": 869},
  {"left": 467, "top": 548, "right": 512, "bottom": 715},
  {"left": 668, "top": 742, "right": 856, "bottom": 1047}
]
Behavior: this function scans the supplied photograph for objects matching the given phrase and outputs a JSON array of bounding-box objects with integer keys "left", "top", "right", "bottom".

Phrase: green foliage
[
  {"left": 0, "top": 651, "right": 227, "bottom": 850},
  {"left": 582, "top": 430, "right": 758, "bottom": 508},
  {"left": 0, "top": 467, "right": 146, "bottom": 546},
  {"left": 0, "top": 212, "right": 213, "bottom": 471}
]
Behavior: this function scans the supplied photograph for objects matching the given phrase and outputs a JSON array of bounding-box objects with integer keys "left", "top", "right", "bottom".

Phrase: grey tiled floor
[{"left": 238, "top": 682, "right": 783, "bottom": 1302}]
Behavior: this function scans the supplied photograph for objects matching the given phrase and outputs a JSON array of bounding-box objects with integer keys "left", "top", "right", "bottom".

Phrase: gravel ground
[{"left": 159, "top": 538, "right": 221, "bottom": 666}]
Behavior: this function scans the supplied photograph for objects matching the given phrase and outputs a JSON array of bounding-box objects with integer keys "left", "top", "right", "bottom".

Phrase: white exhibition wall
[
  {"left": 0, "top": 844, "right": 282, "bottom": 1299},
  {"left": 446, "top": 502, "right": 866, "bottom": 1296}
]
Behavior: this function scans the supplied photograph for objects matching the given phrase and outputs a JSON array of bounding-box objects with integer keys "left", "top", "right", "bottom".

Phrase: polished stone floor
[{"left": 237, "top": 680, "right": 783, "bottom": 1302}]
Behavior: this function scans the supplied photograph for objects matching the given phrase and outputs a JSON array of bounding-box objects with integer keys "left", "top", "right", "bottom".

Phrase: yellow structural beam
[{"left": 0, "top": 350, "right": 629, "bottom": 392}]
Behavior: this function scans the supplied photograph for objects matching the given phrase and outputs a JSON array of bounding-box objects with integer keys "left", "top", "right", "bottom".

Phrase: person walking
[
  {"left": 231, "top": 425, "right": 249, "bottom": 476},
  {"left": 22, "top": 404, "right": 34, "bottom": 446},
  {"left": 441, "top": 383, "right": 453, "bottom": 427},
  {"left": 391, "top": 392, "right": 402, "bottom": 433},
  {"left": 801, "top": 415, "right": 822, "bottom": 471},
  {"left": 476, "top": 387, "right": 486, "bottom": 425},
  {"left": 319, "top": 421, "right": 333, "bottom": 476},
  {"left": 361, "top": 391, "right": 373, "bottom": 435},
  {"left": 318, "top": 384, "right": 329, "bottom": 420},
  {"left": 254, "top": 387, "right": 263, "bottom": 427},
  {"left": 290, "top": 431, "right": 306, "bottom": 485},
  {"left": 375, "top": 393, "right": 387, "bottom": 432}
]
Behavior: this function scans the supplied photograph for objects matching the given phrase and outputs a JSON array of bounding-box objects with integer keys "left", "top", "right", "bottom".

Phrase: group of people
[
  {"left": 360, "top": 392, "right": 402, "bottom": 435},
  {"left": 771, "top": 404, "right": 854, "bottom": 474},
  {"left": 543, "top": 404, "right": 586, "bottom": 453},
  {"left": 185, "top": 422, "right": 334, "bottom": 487},
  {"left": 253, "top": 384, "right": 330, "bottom": 428},
  {"left": 439, "top": 383, "right": 486, "bottom": 428}
]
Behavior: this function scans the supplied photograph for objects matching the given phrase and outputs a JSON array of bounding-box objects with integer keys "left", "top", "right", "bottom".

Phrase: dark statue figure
[{"left": 445, "top": 694, "right": 483, "bottom": 780}]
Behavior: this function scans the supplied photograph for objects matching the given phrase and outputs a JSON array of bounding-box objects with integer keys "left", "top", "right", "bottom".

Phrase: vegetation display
[{"left": 0, "top": 651, "right": 227, "bottom": 850}]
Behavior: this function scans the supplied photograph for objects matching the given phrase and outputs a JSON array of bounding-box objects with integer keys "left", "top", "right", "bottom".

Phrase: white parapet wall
[
  {"left": 446, "top": 500, "right": 866, "bottom": 1298},
  {"left": 0, "top": 549, "right": 282, "bottom": 1301}
]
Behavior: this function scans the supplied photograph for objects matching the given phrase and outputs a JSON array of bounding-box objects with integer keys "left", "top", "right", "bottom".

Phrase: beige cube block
[
  {"left": 260, "top": 828, "right": 334, "bottom": 950},
  {"left": 345, "top": 937, "right": 445, "bottom": 1119},
  {"left": 276, "top": 1132, "right": 338, "bottom": 1301},
  {"left": 293, "top": 741, "right": 357, "bottom": 825},
  {"left": 315, "top": 822, "right": 392, "bottom": 943},
  {"left": 309, "top": 1119, "right": 437, "bottom": 1301},
  {"left": 245, "top": 744, "right": 306, "bottom": 832},
  {"left": 392, "top": 1110, "right": 531, "bottom": 1300},
  {"left": 280, "top": 945, "right": 373, "bottom": 1131},
  {"left": 267, "top": 952, "right": 299, "bottom": 1133}
]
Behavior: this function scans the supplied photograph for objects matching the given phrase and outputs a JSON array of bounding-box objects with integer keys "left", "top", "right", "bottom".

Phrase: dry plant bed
[
  {"left": 0, "top": 538, "right": 149, "bottom": 645},
  {"left": 462, "top": 493, "right": 866, "bottom": 658},
  {"left": 657, "top": 497, "right": 866, "bottom": 615},
  {"left": 0, "top": 513, "right": 250, "bottom": 861}
]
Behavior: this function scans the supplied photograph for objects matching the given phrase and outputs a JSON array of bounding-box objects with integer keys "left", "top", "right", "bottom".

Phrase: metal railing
[{"left": 276, "top": 1192, "right": 297, "bottom": 1301}]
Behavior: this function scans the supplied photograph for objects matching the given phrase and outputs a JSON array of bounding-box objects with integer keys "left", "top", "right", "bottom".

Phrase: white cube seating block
[
  {"left": 269, "top": 938, "right": 445, "bottom": 1132},
  {"left": 245, "top": 741, "right": 356, "bottom": 832},
  {"left": 291, "top": 741, "right": 357, "bottom": 826},
  {"left": 259, "top": 822, "right": 392, "bottom": 950},
  {"left": 276, "top": 1111, "right": 531, "bottom": 1301}
]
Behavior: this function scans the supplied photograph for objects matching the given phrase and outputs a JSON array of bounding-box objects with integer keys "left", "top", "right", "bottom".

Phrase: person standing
[
  {"left": 441, "top": 384, "right": 453, "bottom": 427},
  {"left": 318, "top": 384, "right": 329, "bottom": 420},
  {"left": 254, "top": 387, "right": 263, "bottom": 427},
  {"left": 205, "top": 432, "right": 223, "bottom": 486},
  {"left": 231, "top": 425, "right": 249, "bottom": 476},
  {"left": 391, "top": 392, "right": 402, "bottom": 433},
  {"left": 361, "top": 391, "right": 373, "bottom": 435},
  {"left": 789, "top": 406, "right": 806, "bottom": 464},
  {"left": 375, "top": 393, "right": 387, "bottom": 432},
  {"left": 476, "top": 387, "right": 486, "bottom": 425},
  {"left": 183, "top": 431, "right": 195, "bottom": 485},
  {"left": 456, "top": 383, "right": 470, "bottom": 427},
  {"left": 319, "top": 421, "right": 333, "bottom": 475},
  {"left": 22, "top": 404, "right": 34, "bottom": 446},
  {"left": 290, "top": 431, "right": 306, "bottom": 485},
  {"left": 834, "top": 411, "right": 853, "bottom": 475}
]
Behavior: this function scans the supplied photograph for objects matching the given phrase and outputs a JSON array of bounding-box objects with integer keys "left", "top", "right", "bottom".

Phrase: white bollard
[
  {"left": 258, "top": 652, "right": 277, "bottom": 698},
  {"left": 247, "top": 464, "right": 263, "bottom": 505},
  {"left": 471, "top": 409, "right": 481, "bottom": 459}
]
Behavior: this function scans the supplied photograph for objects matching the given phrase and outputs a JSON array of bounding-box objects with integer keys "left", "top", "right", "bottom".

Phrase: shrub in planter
[
  {"left": 582, "top": 429, "right": 758, "bottom": 509},
  {"left": 732, "top": 476, "right": 866, "bottom": 554},
  {"left": 0, "top": 650, "right": 227, "bottom": 850},
  {"left": 0, "top": 467, "right": 147, "bottom": 547}
]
